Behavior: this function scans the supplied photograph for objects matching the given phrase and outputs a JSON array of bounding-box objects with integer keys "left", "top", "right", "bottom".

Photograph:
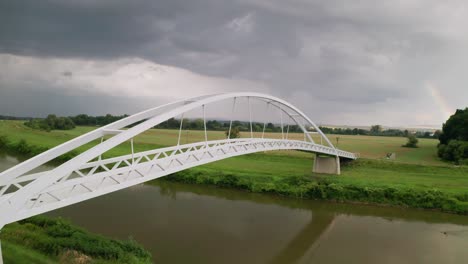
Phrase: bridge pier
[{"left": 313, "top": 154, "right": 341, "bottom": 175}]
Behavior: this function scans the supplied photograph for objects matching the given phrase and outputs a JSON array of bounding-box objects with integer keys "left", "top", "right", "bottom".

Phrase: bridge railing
[{"left": 0, "top": 93, "right": 358, "bottom": 232}]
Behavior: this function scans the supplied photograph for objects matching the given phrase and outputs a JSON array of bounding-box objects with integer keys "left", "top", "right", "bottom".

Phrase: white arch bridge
[{"left": 0, "top": 93, "right": 356, "bottom": 238}]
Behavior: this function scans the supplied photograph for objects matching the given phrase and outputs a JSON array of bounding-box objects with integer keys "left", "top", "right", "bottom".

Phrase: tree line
[
  {"left": 318, "top": 125, "right": 438, "bottom": 139},
  {"left": 155, "top": 118, "right": 304, "bottom": 133},
  {"left": 0, "top": 115, "right": 31, "bottom": 120},
  {"left": 21, "top": 114, "right": 302, "bottom": 133},
  {"left": 17, "top": 114, "right": 439, "bottom": 140}
]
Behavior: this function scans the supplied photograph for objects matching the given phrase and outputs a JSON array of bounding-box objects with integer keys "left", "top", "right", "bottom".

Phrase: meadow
[
  {"left": 0, "top": 120, "right": 445, "bottom": 165},
  {"left": 0, "top": 120, "right": 467, "bottom": 213}
]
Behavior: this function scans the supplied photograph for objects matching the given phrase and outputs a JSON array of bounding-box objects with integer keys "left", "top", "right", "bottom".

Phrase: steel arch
[{"left": 0, "top": 93, "right": 356, "bottom": 228}]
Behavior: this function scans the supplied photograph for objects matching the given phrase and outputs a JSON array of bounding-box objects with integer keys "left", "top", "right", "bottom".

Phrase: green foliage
[
  {"left": 25, "top": 115, "right": 75, "bottom": 131},
  {"left": 225, "top": 127, "right": 241, "bottom": 139},
  {"left": 437, "top": 108, "right": 468, "bottom": 163},
  {"left": 155, "top": 117, "right": 301, "bottom": 133},
  {"left": 439, "top": 107, "right": 468, "bottom": 144},
  {"left": 24, "top": 119, "right": 52, "bottom": 131},
  {"left": 319, "top": 126, "right": 437, "bottom": 139},
  {"left": 0, "top": 134, "right": 10, "bottom": 149},
  {"left": 16, "top": 139, "right": 31, "bottom": 154},
  {"left": 1, "top": 242, "right": 55, "bottom": 264},
  {"left": 370, "top": 125, "right": 382, "bottom": 134},
  {"left": 402, "top": 134, "right": 418, "bottom": 148},
  {"left": 70, "top": 113, "right": 129, "bottom": 126},
  {"left": 0, "top": 135, "right": 76, "bottom": 162},
  {"left": 438, "top": 140, "right": 468, "bottom": 164},
  {"left": 1, "top": 216, "right": 152, "bottom": 264}
]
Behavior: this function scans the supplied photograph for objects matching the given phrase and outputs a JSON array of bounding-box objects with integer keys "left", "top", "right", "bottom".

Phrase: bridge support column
[{"left": 313, "top": 155, "right": 340, "bottom": 175}]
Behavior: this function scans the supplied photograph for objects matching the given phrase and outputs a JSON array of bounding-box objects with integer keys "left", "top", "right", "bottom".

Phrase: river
[{"left": 1, "top": 153, "right": 468, "bottom": 263}]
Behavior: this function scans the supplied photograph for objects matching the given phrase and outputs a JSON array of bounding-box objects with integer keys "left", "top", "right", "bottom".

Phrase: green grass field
[
  {"left": 0, "top": 120, "right": 467, "bottom": 212},
  {"left": 0, "top": 120, "right": 445, "bottom": 165}
]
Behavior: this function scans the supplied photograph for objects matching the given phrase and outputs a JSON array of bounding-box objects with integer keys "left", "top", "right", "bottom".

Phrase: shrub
[
  {"left": 225, "top": 127, "right": 241, "bottom": 139},
  {"left": 0, "top": 135, "right": 10, "bottom": 149},
  {"left": 402, "top": 134, "right": 418, "bottom": 148},
  {"left": 16, "top": 139, "right": 31, "bottom": 154},
  {"left": 437, "top": 140, "right": 468, "bottom": 164}
]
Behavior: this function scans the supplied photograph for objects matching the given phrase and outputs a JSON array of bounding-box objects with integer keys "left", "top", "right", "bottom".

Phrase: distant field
[{"left": 0, "top": 120, "right": 444, "bottom": 165}]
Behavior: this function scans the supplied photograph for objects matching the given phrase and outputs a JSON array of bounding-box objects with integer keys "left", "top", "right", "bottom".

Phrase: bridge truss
[{"left": 0, "top": 93, "right": 356, "bottom": 232}]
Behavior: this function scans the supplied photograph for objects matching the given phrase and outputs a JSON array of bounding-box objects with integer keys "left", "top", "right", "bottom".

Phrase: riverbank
[
  {"left": 0, "top": 216, "right": 152, "bottom": 263},
  {"left": 0, "top": 121, "right": 467, "bottom": 215},
  {"left": 160, "top": 160, "right": 468, "bottom": 214}
]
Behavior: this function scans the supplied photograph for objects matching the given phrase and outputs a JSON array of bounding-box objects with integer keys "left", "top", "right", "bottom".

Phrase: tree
[
  {"left": 225, "top": 127, "right": 240, "bottom": 139},
  {"left": 25, "top": 115, "right": 75, "bottom": 131},
  {"left": 402, "top": 134, "right": 418, "bottom": 148},
  {"left": 439, "top": 108, "right": 468, "bottom": 144},
  {"left": 370, "top": 125, "right": 382, "bottom": 135},
  {"left": 207, "top": 120, "right": 221, "bottom": 130},
  {"left": 438, "top": 140, "right": 468, "bottom": 164},
  {"left": 166, "top": 118, "right": 180, "bottom": 129},
  {"left": 437, "top": 108, "right": 468, "bottom": 163},
  {"left": 190, "top": 118, "right": 204, "bottom": 130},
  {"left": 45, "top": 114, "right": 58, "bottom": 128}
]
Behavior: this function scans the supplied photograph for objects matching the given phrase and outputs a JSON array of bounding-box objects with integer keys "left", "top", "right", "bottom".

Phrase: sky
[{"left": 1, "top": 0, "right": 467, "bottom": 127}]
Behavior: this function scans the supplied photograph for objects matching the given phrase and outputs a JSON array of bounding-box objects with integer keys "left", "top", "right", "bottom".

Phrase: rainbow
[{"left": 427, "top": 82, "right": 453, "bottom": 119}]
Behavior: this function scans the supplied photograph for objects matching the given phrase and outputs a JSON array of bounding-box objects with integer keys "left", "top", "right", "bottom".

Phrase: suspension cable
[
  {"left": 279, "top": 105, "right": 284, "bottom": 140},
  {"left": 98, "top": 136, "right": 104, "bottom": 161},
  {"left": 177, "top": 113, "right": 184, "bottom": 146},
  {"left": 130, "top": 138, "right": 134, "bottom": 165},
  {"left": 262, "top": 102, "right": 269, "bottom": 139},
  {"left": 203, "top": 105, "right": 208, "bottom": 143},
  {"left": 228, "top": 97, "right": 236, "bottom": 139},
  {"left": 248, "top": 97, "right": 253, "bottom": 138}
]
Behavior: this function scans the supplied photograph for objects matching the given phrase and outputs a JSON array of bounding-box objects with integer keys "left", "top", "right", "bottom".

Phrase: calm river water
[{"left": 1, "top": 153, "right": 468, "bottom": 263}]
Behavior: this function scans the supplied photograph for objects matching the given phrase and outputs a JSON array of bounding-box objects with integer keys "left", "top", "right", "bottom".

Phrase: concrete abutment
[{"left": 313, "top": 154, "right": 341, "bottom": 175}]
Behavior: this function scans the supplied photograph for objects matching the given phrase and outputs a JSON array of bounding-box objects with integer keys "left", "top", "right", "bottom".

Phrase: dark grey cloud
[
  {"left": 0, "top": 84, "right": 166, "bottom": 117},
  {"left": 1, "top": 0, "right": 467, "bottom": 126}
]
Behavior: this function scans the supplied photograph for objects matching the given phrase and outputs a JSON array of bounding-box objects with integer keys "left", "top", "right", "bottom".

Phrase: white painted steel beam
[{"left": 0, "top": 92, "right": 357, "bottom": 230}]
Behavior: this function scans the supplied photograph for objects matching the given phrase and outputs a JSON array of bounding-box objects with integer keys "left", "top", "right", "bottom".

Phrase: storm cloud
[{"left": 1, "top": 0, "right": 467, "bottom": 126}]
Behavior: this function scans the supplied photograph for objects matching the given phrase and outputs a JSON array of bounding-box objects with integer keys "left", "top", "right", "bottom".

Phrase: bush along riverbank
[
  {"left": 0, "top": 135, "right": 78, "bottom": 163},
  {"left": 161, "top": 166, "right": 468, "bottom": 215},
  {"left": 0, "top": 216, "right": 152, "bottom": 264}
]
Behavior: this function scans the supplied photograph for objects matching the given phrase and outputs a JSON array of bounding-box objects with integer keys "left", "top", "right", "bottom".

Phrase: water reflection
[
  {"left": 269, "top": 213, "right": 335, "bottom": 264},
  {"left": 158, "top": 180, "right": 337, "bottom": 263}
]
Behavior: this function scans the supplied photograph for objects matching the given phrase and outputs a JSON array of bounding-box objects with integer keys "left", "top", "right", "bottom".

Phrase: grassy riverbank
[
  {"left": 161, "top": 158, "right": 468, "bottom": 214},
  {"left": 0, "top": 120, "right": 467, "bottom": 214},
  {"left": 0, "top": 216, "right": 152, "bottom": 264}
]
